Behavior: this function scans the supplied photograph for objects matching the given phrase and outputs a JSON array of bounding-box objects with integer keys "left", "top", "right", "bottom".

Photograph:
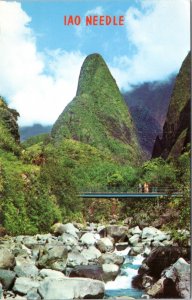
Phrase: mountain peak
[
  {"left": 52, "top": 54, "right": 141, "bottom": 164},
  {"left": 76, "top": 53, "right": 117, "bottom": 97}
]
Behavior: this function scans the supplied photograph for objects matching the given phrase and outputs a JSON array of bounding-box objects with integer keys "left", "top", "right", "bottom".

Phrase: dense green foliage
[{"left": 52, "top": 54, "right": 141, "bottom": 164}]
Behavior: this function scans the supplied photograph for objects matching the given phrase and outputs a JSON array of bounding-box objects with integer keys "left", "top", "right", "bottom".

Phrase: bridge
[{"left": 80, "top": 188, "right": 183, "bottom": 199}]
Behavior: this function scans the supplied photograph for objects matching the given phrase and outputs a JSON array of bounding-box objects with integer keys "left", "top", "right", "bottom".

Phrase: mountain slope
[
  {"left": 152, "top": 52, "right": 190, "bottom": 159},
  {"left": 123, "top": 78, "right": 175, "bottom": 156},
  {"left": 20, "top": 124, "right": 52, "bottom": 141},
  {"left": 52, "top": 54, "right": 141, "bottom": 164}
]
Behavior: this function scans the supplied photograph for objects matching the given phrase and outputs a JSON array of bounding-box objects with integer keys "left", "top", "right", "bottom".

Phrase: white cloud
[
  {"left": 0, "top": 1, "right": 85, "bottom": 126},
  {"left": 86, "top": 6, "right": 104, "bottom": 16},
  {"left": 110, "top": 0, "right": 190, "bottom": 90}
]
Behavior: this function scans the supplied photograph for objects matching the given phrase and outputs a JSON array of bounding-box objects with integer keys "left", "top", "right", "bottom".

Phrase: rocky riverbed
[{"left": 0, "top": 222, "right": 190, "bottom": 299}]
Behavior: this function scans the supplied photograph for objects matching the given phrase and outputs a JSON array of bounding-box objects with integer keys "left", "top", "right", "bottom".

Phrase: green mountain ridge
[
  {"left": 52, "top": 54, "right": 142, "bottom": 164},
  {"left": 152, "top": 52, "right": 190, "bottom": 159}
]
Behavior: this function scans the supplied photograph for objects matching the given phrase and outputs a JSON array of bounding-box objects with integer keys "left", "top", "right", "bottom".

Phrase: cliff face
[
  {"left": 124, "top": 78, "right": 175, "bottom": 156},
  {"left": 152, "top": 52, "right": 190, "bottom": 159},
  {"left": 52, "top": 54, "right": 141, "bottom": 164}
]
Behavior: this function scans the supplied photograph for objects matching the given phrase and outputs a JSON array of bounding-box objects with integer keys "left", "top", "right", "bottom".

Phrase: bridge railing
[{"left": 80, "top": 186, "right": 181, "bottom": 194}]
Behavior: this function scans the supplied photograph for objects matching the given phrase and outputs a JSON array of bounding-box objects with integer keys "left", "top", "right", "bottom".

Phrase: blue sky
[{"left": 0, "top": 0, "right": 190, "bottom": 125}]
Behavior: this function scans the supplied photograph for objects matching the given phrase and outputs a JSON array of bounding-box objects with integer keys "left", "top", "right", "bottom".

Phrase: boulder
[
  {"left": 106, "top": 225, "right": 128, "bottom": 242},
  {"left": 0, "top": 269, "right": 16, "bottom": 289},
  {"left": 38, "top": 277, "right": 105, "bottom": 299},
  {"left": 142, "top": 227, "right": 162, "bottom": 240},
  {"left": 146, "top": 278, "right": 165, "bottom": 297},
  {"left": 67, "top": 250, "right": 88, "bottom": 267},
  {"left": 13, "top": 277, "right": 39, "bottom": 295},
  {"left": 129, "top": 234, "right": 140, "bottom": 245},
  {"left": 165, "top": 257, "right": 190, "bottom": 298},
  {"left": 51, "top": 223, "right": 79, "bottom": 238},
  {"left": 39, "top": 268, "right": 65, "bottom": 279},
  {"left": 102, "top": 263, "right": 119, "bottom": 282},
  {"left": 80, "top": 232, "right": 97, "bottom": 246},
  {"left": 81, "top": 246, "right": 101, "bottom": 261},
  {"left": 0, "top": 249, "right": 16, "bottom": 269},
  {"left": 0, "top": 283, "right": 3, "bottom": 300},
  {"left": 129, "top": 243, "right": 144, "bottom": 256},
  {"left": 14, "top": 264, "right": 39, "bottom": 278},
  {"left": 58, "top": 233, "right": 78, "bottom": 247},
  {"left": 97, "top": 238, "right": 114, "bottom": 253},
  {"left": 22, "top": 236, "right": 39, "bottom": 248},
  {"left": 129, "top": 226, "right": 142, "bottom": 235},
  {"left": 27, "top": 288, "right": 41, "bottom": 300},
  {"left": 98, "top": 253, "right": 124, "bottom": 265},
  {"left": 69, "top": 265, "right": 104, "bottom": 281}
]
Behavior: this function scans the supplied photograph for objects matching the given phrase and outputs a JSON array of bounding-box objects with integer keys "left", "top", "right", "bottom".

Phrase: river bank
[{"left": 0, "top": 222, "right": 190, "bottom": 299}]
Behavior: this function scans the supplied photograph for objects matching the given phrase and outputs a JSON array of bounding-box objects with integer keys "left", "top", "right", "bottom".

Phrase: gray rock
[
  {"left": 0, "top": 249, "right": 16, "bottom": 269},
  {"left": 0, "top": 283, "right": 3, "bottom": 299},
  {"left": 142, "top": 227, "right": 162, "bottom": 239},
  {"left": 152, "top": 241, "right": 165, "bottom": 247},
  {"left": 58, "top": 233, "right": 78, "bottom": 246},
  {"left": 36, "top": 245, "right": 68, "bottom": 270},
  {"left": 27, "top": 288, "right": 41, "bottom": 300},
  {"left": 98, "top": 253, "right": 124, "bottom": 265},
  {"left": 129, "top": 226, "right": 142, "bottom": 235},
  {"left": 80, "top": 232, "right": 97, "bottom": 246},
  {"left": 102, "top": 263, "right": 119, "bottom": 282},
  {"left": 106, "top": 225, "right": 128, "bottom": 242},
  {"left": 153, "top": 233, "right": 170, "bottom": 242},
  {"left": 51, "top": 223, "right": 79, "bottom": 238},
  {"left": 165, "top": 257, "right": 190, "bottom": 298},
  {"left": 0, "top": 269, "right": 16, "bottom": 289},
  {"left": 39, "top": 269, "right": 65, "bottom": 279},
  {"left": 38, "top": 277, "right": 105, "bottom": 299},
  {"left": 13, "top": 277, "right": 40, "bottom": 295},
  {"left": 81, "top": 246, "right": 101, "bottom": 261},
  {"left": 67, "top": 250, "right": 88, "bottom": 267},
  {"left": 14, "top": 264, "right": 39, "bottom": 278},
  {"left": 129, "top": 234, "right": 140, "bottom": 245},
  {"left": 129, "top": 243, "right": 144, "bottom": 255},
  {"left": 97, "top": 238, "right": 114, "bottom": 253},
  {"left": 23, "top": 236, "right": 39, "bottom": 248}
]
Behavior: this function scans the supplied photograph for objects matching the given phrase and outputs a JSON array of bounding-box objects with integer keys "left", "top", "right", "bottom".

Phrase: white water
[{"left": 105, "top": 247, "right": 145, "bottom": 298}]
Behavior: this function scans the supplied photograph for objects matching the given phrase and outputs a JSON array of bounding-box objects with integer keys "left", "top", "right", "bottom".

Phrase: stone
[
  {"left": 36, "top": 245, "right": 68, "bottom": 270},
  {"left": 115, "top": 242, "right": 129, "bottom": 251},
  {"left": 80, "top": 232, "right": 97, "bottom": 246},
  {"left": 0, "top": 269, "right": 16, "bottom": 289},
  {"left": 81, "top": 246, "right": 101, "bottom": 261},
  {"left": 129, "top": 226, "right": 142, "bottom": 235},
  {"left": 152, "top": 241, "right": 165, "bottom": 247},
  {"left": 23, "top": 236, "right": 39, "bottom": 248},
  {"left": 58, "top": 233, "right": 78, "bottom": 247},
  {"left": 69, "top": 265, "right": 104, "bottom": 281},
  {"left": 0, "top": 249, "right": 16, "bottom": 269},
  {"left": 102, "top": 263, "right": 119, "bottom": 282},
  {"left": 38, "top": 277, "right": 105, "bottom": 299},
  {"left": 14, "top": 264, "right": 39, "bottom": 278},
  {"left": 142, "top": 227, "right": 162, "bottom": 239},
  {"left": 0, "top": 283, "right": 3, "bottom": 300},
  {"left": 27, "top": 288, "right": 41, "bottom": 300},
  {"left": 67, "top": 250, "right": 88, "bottom": 267},
  {"left": 165, "top": 257, "right": 190, "bottom": 298},
  {"left": 153, "top": 233, "right": 171, "bottom": 242},
  {"left": 129, "top": 243, "right": 144, "bottom": 255},
  {"left": 146, "top": 278, "right": 165, "bottom": 297},
  {"left": 51, "top": 223, "right": 79, "bottom": 238},
  {"left": 39, "top": 269, "right": 65, "bottom": 279},
  {"left": 97, "top": 237, "right": 114, "bottom": 253},
  {"left": 13, "top": 277, "right": 39, "bottom": 295},
  {"left": 106, "top": 225, "right": 128, "bottom": 242},
  {"left": 98, "top": 253, "right": 124, "bottom": 265},
  {"left": 129, "top": 234, "right": 140, "bottom": 245}
]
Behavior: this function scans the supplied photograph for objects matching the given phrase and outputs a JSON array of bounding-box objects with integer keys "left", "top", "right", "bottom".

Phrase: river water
[{"left": 105, "top": 247, "right": 145, "bottom": 298}]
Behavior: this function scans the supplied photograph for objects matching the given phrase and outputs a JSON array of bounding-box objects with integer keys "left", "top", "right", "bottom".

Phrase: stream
[{"left": 105, "top": 247, "right": 145, "bottom": 298}]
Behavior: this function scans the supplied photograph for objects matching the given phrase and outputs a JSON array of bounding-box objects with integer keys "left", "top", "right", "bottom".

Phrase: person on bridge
[
  {"left": 144, "top": 182, "right": 149, "bottom": 193},
  {"left": 138, "top": 183, "right": 142, "bottom": 193}
]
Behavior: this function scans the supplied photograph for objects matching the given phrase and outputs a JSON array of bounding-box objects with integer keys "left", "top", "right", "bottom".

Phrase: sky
[{"left": 0, "top": 0, "right": 190, "bottom": 126}]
